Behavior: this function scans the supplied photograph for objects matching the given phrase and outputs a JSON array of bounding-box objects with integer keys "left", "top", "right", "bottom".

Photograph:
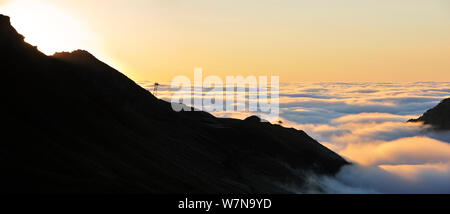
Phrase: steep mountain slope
[
  {"left": 408, "top": 98, "right": 450, "bottom": 130},
  {"left": 0, "top": 14, "right": 348, "bottom": 193}
]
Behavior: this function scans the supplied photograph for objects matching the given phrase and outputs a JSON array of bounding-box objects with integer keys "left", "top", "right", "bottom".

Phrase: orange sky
[{"left": 1, "top": 0, "right": 449, "bottom": 82}]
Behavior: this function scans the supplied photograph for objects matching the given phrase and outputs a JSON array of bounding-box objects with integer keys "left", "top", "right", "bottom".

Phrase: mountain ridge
[
  {"left": 0, "top": 14, "right": 348, "bottom": 193},
  {"left": 408, "top": 98, "right": 450, "bottom": 130}
]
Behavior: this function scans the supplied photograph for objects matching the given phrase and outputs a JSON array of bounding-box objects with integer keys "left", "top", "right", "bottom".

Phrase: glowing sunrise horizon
[
  {"left": 1, "top": 0, "right": 450, "bottom": 196},
  {"left": 1, "top": 0, "right": 449, "bottom": 83}
]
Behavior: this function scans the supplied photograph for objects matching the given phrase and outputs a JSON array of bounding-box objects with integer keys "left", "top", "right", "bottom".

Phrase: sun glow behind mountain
[
  {"left": 0, "top": 0, "right": 125, "bottom": 74},
  {"left": 2, "top": 0, "right": 450, "bottom": 82},
  {"left": 0, "top": 0, "right": 96, "bottom": 55}
]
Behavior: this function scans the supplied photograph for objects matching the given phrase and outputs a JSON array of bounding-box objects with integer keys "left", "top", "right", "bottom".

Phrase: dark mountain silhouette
[
  {"left": 408, "top": 98, "right": 450, "bottom": 130},
  {"left": 0, "top": 14, "right": 348, "bottom": 193}
]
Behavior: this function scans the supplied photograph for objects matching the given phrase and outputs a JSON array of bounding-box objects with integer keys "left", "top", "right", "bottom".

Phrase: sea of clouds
[{"left": 140, "top": 81, "right": 450, "bottom": 193}]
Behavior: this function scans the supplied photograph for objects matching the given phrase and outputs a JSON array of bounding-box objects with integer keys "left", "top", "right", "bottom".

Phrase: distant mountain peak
[{"left": 409, "top": 98, "right": 450, "bottom": 130}]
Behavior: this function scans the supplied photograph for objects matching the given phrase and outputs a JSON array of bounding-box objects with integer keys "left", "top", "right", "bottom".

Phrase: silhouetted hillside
[
  {"left": 409, "top": 98, "right": 450, "bottom": 130},
  {"left": 0, "top": 14, "right": 348, "bottom": 193}
]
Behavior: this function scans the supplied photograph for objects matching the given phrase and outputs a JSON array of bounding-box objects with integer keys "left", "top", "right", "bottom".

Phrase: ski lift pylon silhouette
[{"left": 153, "top": 82, "right": 160, "bottom": 96}]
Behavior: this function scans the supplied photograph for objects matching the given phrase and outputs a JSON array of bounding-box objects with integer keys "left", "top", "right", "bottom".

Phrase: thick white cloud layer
[{"left": 141, "top": 81, "right": 450, "bottom": 193}]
